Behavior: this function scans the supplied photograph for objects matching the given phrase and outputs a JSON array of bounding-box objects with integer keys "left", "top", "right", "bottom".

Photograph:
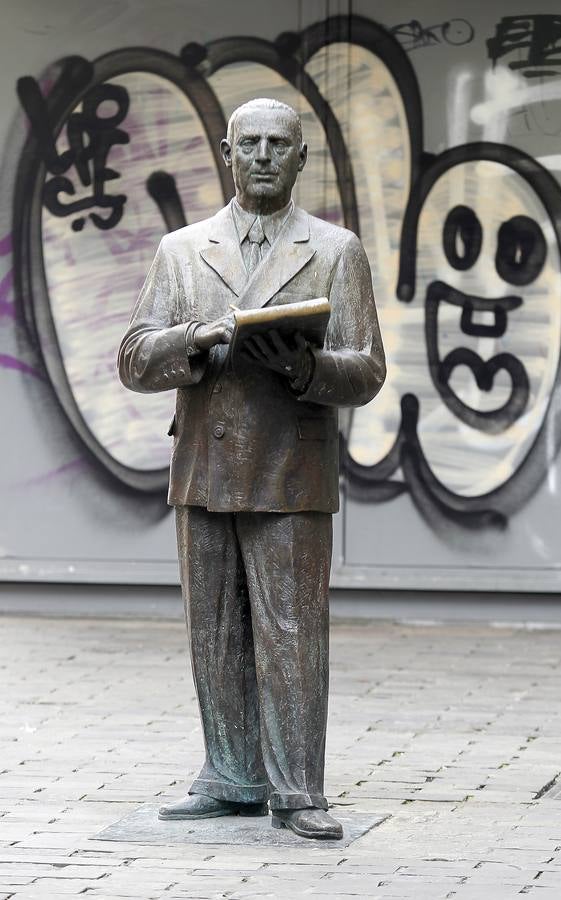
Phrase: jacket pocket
[
  {"left": 297, "top": 417, "right": 331, "bottom": 441},
  {"left": 167, "top": 415, "right": 176, "bottom": 437}
]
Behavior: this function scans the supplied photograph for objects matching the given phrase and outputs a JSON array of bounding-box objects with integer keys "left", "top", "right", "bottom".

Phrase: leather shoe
[
  {"left": 158, "top": 793, "right": 269, "bottom": 821},
  {"left": 272, "top": 807, "right": 343, "bottom": 840}
]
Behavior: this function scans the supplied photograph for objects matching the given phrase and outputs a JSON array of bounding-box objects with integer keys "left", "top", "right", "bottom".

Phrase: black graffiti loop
[
  {"left": 495, "top": 214, "right": 547, "bottom": 286},
  {"left": 443, "top": 205, "right": 482, "bottom": 271},
  {"left": 14, "top": 46, "right": 231, "bottom": 492},
  {"left": 440, "top": 19, "right": 474, "bottom": 46},
  {"left": 79, "top": 83, "right": 130, "bottom": 127},
  {"left": 437, "top": 347, "right": 531, "bottom": 434}
]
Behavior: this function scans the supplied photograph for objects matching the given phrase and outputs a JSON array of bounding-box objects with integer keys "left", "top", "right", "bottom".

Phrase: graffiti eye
[
  {"left": 495, "top": 215, "right": 546, "bottom": 286},
  {"left": 442, "top": 205, "right": 482, "bottom": 270}
]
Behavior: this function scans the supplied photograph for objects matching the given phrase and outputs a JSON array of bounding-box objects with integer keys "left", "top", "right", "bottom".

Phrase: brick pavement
[{"left": 1, "top": 613, "right": 561, "bottom": 898}]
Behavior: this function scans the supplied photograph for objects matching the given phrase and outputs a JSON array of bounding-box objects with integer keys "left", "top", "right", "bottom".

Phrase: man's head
[{"left": 220, "top": 98, "right": 307, "bottom": 214}]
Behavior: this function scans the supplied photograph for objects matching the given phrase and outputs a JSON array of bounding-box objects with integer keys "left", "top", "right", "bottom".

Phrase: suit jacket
[{"left": 118, "top": 202, "right": 386, "bottom": 513}]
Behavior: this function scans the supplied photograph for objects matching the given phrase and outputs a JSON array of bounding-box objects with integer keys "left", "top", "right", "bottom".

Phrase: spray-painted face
[
  {"left": 398, "top": 151, "right": 561, "bottom": 498},
  {"left": 426, "top": 202, "right": 547, "bottom": 434}
]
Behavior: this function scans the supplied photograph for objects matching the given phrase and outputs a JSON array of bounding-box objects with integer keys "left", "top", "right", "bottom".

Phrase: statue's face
[{"left": 221, "top": 107, "right": 307, "bottom": 212}]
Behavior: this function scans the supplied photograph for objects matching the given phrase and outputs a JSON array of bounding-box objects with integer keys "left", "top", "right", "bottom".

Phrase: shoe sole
[
  {"left": 158, "top": 809, "right": 233, "bottom": 821},
  {"left": 158, "top": 807, "right": 269, "bottom": 821},
  {"left": 272, "top": 816, "right": 343, "bottom": 840}
]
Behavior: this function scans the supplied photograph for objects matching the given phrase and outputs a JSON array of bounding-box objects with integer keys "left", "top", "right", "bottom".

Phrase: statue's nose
[{"left": 255, "top": 138, "right": 271, "bottom": 162}]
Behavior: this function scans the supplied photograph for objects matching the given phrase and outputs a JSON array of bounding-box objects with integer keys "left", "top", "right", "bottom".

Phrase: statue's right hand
[{"left": 193, "top": 312, "right": 236, "bottom": 350}]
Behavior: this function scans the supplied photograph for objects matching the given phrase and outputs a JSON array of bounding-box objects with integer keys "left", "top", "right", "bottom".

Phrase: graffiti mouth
[
  {"left": 432, "top": 280, "right": 523, "bottom": 337},
  {"left": 425, "top": 280, "right": 529, "bottom": 434}
]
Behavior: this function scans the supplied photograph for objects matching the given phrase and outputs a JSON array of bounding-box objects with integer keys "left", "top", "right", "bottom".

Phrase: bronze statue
[{"left": 118, "top": 98, "right": 385, "bottom": 840}]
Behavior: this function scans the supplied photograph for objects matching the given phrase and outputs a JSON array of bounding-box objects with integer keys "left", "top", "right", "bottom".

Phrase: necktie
[{"left": 246, "top": 217, "right": 266, "bottom": 275}]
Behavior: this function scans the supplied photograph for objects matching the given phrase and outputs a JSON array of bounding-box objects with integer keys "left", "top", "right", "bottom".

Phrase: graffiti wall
[{"left": 2, "top": 0, "right": 561, "bottom": 590}]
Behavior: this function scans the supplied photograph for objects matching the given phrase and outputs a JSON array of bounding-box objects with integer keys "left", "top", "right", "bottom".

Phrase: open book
[{"left": 227, "top": 297, "right": 331, "bottom": 372}]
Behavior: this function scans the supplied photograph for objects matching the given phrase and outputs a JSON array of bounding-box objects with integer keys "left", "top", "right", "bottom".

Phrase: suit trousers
[{"left": 175, "top": 505, "right": 332, "bottom": 811}]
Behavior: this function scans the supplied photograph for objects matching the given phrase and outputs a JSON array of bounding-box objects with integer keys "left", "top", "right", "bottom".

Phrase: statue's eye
[
  {"left": 443, "top": 205, "right": 482, "bottom": 270},
  {"left": 495, "top": 215, "right": 546, "bottom": 286}
]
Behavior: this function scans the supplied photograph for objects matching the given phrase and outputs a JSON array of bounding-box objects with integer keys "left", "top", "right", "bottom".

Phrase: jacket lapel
[
  {"left": 199, "top": 204, "right": 246, "bottom": 297},
  {"left": 237, "top": 206, "right": 315, "bottom": 310}
]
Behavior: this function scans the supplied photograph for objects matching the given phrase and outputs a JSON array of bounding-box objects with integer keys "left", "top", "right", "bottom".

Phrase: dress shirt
[{"left": 231, "top": 198, "right": 294, "bottom": 272}]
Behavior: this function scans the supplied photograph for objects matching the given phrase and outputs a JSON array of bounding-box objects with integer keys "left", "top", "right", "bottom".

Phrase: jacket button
[
  {"left": 213, "top": 383, "right": 222, "bottom": 394},
  {"left": 213, "top": 424, "right": 225, "bottom": 439}
]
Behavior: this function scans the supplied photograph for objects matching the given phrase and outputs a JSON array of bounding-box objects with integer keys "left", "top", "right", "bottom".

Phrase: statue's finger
[
  {"left": 242, "top": 339, "right": 265, "bottom": 361},
  {"left": 268, "top": 329, "right": 289, "bottom": 354},
  {"left": 252, "top": 334, "right": 274, "bottom": 358}
]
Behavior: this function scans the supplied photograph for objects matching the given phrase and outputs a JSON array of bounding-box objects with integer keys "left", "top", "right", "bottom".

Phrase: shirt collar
[{"left": 231, "top": 197, "right": 294, "bottom": 245}]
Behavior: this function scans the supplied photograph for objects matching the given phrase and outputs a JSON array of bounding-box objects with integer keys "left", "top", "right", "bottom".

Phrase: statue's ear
[
  {"left": 220, "top": 139, "right": 232, "bottom": 167},
  {"left": 298, "top": 143, "right": 308, "bottom": 172}
]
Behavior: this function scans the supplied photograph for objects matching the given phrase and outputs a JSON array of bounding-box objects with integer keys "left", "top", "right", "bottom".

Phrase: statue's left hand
[{"left": 242, "top": 330, "right": 314, "bottom": 388}]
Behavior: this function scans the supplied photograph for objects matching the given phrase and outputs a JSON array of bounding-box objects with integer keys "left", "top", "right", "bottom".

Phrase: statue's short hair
[{"left": 226, "top": 98, "right": 303, "bottom": 146}]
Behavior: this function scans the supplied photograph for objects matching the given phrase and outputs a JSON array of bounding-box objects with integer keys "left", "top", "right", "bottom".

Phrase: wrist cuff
[{"left": 185, "top": 322, "right": 205, "bottom": 357}]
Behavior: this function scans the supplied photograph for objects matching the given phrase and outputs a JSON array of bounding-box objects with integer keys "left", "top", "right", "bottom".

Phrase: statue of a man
[{"left": 118, "top": 98, "right": 385, "bottom": 840}]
